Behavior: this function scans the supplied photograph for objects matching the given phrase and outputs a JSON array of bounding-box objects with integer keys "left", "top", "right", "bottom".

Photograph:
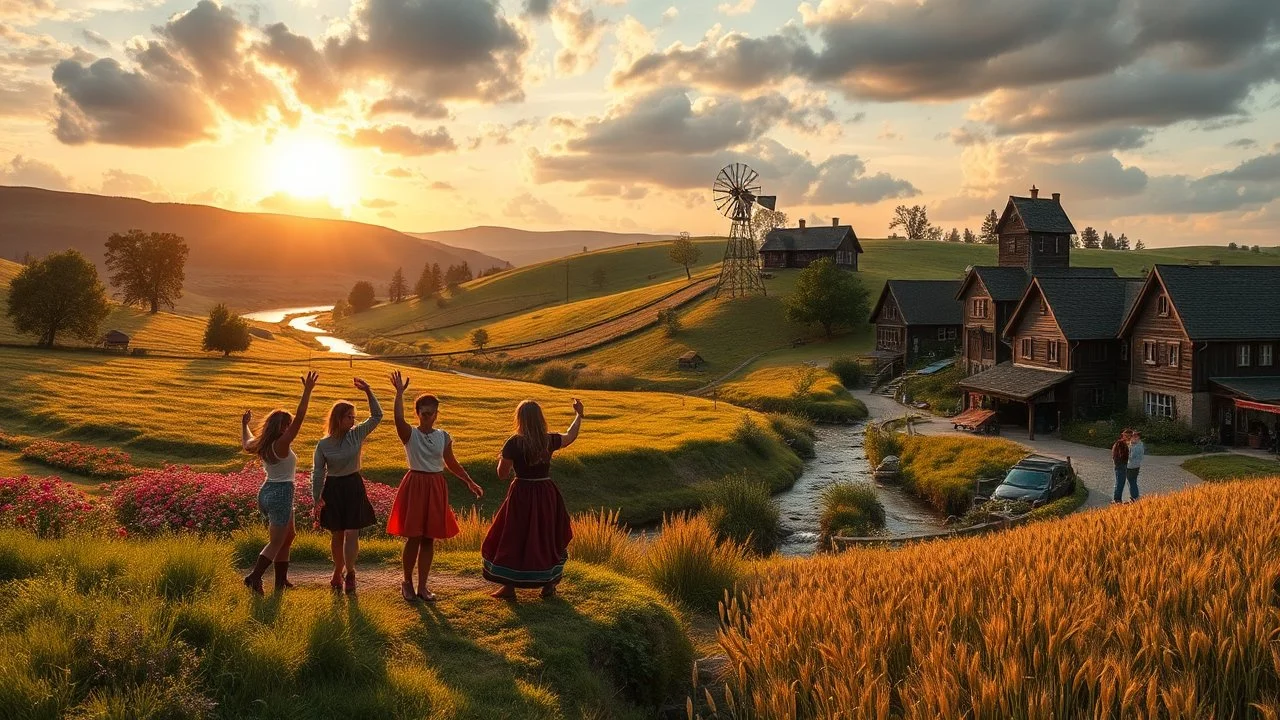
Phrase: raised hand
[
  {"left": 572, "top": 398, "right": 585, "bottom": 417},
  {"left": 242, "top": 409, "right": 252, "bottom": 426},
  {"left": 301, "top": 370, "right": 319, "bottom": 391},
  {"left": 353, "top": 377, "right": 371, "bottom": 393},
  {"left": 390, "top": 370, "right": 410, "bottom": 394}
]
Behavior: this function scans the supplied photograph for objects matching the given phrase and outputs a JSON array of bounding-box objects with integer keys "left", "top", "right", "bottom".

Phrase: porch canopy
[
  {"left": 1211, "top": 377, "right": 1280, "bottom": 415},
  {"left": 958, "top": 362, "right": 1073, "bottom": 402}
]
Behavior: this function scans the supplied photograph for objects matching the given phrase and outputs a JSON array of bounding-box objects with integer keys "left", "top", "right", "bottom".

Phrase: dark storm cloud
[
  {"left": 344, "top": 124, "right": 458, "bottom": 155},
  {"left": 51, "top": 57, "right": 215, "bottom": 146},
  {"left": 254, "top": 23, "right": 341, "bottom": 109}
]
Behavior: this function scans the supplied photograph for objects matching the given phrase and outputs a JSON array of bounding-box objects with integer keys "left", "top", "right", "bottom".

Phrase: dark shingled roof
[
  {"left": 1021, "top": 276, "right": 1144, "bottom": 340},
  {"left": 1210, "top": 377, "right": 1280, "bottom": 403},
  {"left": 1154, "top": 264, "right": 1280, "bottom": 340},
  {"left": 759, "top": 225, "right": 862, "bottom": 253},
  {"left": 881, "top": 280, "right": 962, "bottom": 325},
  {"left": 958, "top": 362, "right": 1073, "bottom": 401},
  {"left": 961, "top": 265, "right": 1119, "bottom": 302},
  {"left": 1009, "top": 196, "right": 1076, "bottom": 234}
]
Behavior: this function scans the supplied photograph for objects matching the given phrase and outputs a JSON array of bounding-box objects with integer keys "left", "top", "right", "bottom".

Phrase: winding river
[{"left": 243, "top": 306, "right": 366, "bottom": 356}]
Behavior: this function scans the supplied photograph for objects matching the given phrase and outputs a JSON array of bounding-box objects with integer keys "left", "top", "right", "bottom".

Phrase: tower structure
[{"left": 712, "top": 163, "right": 774, "bottom": 298}]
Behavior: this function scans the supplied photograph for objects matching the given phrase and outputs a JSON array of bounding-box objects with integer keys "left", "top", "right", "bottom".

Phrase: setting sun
[{"left": 265, "top": 132, "right": 357, "bottom": 211}]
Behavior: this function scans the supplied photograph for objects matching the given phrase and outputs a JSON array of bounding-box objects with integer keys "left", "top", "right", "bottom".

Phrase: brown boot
[
  {"left": 243, "top": 554, "right": 272, "bottom": 595},
  {"left": 273, "top": 561, "right": 293, "bottom": 590}
]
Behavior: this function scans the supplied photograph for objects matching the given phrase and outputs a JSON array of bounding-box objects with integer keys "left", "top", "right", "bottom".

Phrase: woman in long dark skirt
[{"left": 482, "top": 398, "right": 583, "bottom": 600}]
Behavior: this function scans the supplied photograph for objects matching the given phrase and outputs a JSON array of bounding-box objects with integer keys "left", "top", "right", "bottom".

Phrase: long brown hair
[
  {"left": 325, "top": 401, "right": 354, "bottom": 439},
  {"left": 246, "top": 409, "right": 291, "bottom": 461},
  {"left": 513, "top": 400, "right": 550, "bottom": 465}
]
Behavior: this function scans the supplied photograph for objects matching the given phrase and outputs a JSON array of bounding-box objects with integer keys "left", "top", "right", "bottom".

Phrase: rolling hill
[
  {"left": 0, "top": 186, "right": 507, "bottom": 313},
  {"left": 409, "top": 226, "right": 671, "bottom": 266}
]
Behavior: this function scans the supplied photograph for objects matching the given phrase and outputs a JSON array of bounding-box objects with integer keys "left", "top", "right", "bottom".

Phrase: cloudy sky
[{"left": 1, "top": 0, "right": 1278, "bottom": 246}]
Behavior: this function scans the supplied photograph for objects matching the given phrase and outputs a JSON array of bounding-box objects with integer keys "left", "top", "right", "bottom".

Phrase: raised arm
[
  {"left": 276, "top": 371, "right": 319, "bottom": 456},
  {"left": 350, "top": 377, "right": 383, "bottom": 443},
  {"left": 444, "top": 440, "right": 483, "bottom": 498},
  {"left": 560, "top": 398, "right": 585, "bottom": 448},
  {"left": 310, "top": 443, "right": 328, "bottom": 506},
  {"left": 241, "top": 410, "right": 254, "bottom": 452},
  {"left": 390, "top": 371, "right": 412, "bottom": 444}
]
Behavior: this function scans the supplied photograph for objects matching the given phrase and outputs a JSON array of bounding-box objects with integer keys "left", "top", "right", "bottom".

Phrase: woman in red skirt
[
  {"left": 482, "top": 397, "right": 583, "bottom": 600},
  {"left": 386, "top": 371, "right": 483, "bottom": 602}
]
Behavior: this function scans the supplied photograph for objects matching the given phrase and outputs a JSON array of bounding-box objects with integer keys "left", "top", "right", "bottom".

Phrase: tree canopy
[
  {"left": 980, "top": 209, "right": 999, "bottom": 244},
  {"left": 414, "top": 263, "right": 439, "bottom": 299},
  {"left": 202, "top": 303, "right": 252, "bottom": 357},
  {"left": 1080, "top": 227, "right": 1101, "bottom": 249},
  {"left": 104, "top": 230, "right": 188, "bottom": 314},
  {"left": 470, "top": 328, "right": 489, "bottom": 351},
  {"left": 669, "top": 232, "right": 702, "bottom": 280},
  {"left": 5, "top": 250, "right": 110, "bottom": 347},
  {"left": 783, "top": 258, "right": 870, "bottom": 337},
  {"left": 888, "top": 205, "right": 938, "bottom": 241},
  {"left": 389, "top": 267, "right": 408, "bottom": 303},
  {"left": 348, "top": 281, "right": 376, "bottom": 312},
  {"left": 752, "top": 209, "right": 788, "bottom": 248}
]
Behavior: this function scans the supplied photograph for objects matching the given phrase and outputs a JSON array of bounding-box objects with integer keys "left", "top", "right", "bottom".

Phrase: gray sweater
[{"left": 311, "top": 395, "right": 382, "bottom": 501}]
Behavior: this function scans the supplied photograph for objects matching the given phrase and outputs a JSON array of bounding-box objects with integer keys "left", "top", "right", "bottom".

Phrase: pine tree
[
  {"left": 389, "top": 267, "right": 407, "bottom": 303},
  {"left": 414, "top": 263, "right": 435, "bottom": 299},
  {"left": 945, "top": 228, "right": 961, "bottom": 243},
  {"left": 1101, "top": 231, "right": 1117, "bottom": 250},
  {"left": 979, "top": 209, "right": 999, "bottom": 244},
  {"left": 1117, "top": 233, "right": 1130, "bottom": 251},
  {"left": 1081, "top": 227, "right": 1101, "bottom": 249},
  {"left": 962, "top": 228, "right": 977, "bottom": 244},
  {"left": 431, "top": 263, "right": 442, "bottom": 293},
  {"left": 1134, "top": 239, "right": 1146, "bottom": 251}
]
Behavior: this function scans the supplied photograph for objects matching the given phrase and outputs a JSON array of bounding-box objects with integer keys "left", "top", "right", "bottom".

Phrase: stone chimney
[
  {"left": 1052, "top": 192, "right": 1061, "bottom": 204},
  {"left": 799, "top": 219, "right": 806, "bottom": 229},
  {"left": 832, "top": 217, "right": 840, "bottom": 227},
  {"left": 1029, "top": 185, "right": 1040, "bottom": 199}
]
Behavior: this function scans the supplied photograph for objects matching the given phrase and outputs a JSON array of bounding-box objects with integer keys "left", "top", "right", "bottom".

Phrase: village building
[
  {"left": 1118, "top": 264, "right": 1280, "bottom": 448},
  {"left": 868, "top": 279, "right": 962, "bottom": 369},
  {"left": 759, "top": 218, "right": 862, "bottom": 270}
]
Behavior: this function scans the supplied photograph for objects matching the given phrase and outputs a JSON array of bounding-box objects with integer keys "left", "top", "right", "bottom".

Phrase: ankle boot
[
  {"left": 273, "top": 561, "right": 292, "bottom": 590},
  {"left": 243, "top": 554, "right": 273, "bottom": 595}
]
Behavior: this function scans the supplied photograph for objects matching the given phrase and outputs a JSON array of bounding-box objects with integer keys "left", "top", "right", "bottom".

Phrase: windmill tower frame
[{"left": 712, "top": 163, "right": 774, "bottom": 298}]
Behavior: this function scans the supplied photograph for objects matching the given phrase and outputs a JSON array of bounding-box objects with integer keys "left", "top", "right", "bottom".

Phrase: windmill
[{"left": 712, "top": 162, "right": 775, "bottom": 298}]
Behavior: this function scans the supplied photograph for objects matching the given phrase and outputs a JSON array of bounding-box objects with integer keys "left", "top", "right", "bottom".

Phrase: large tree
[
  {"left": 104, "top": 230, "right": 189, "bottom": 314},
  {"left": 888, "top": 205, "right": 937, "bottom": 241},
  {"left": 470, "top": 328, "right": 489, "bottom": 352},
  {"left": 783, "top": 258, "right": 870, "bottom": 337},
  {"left": 414, "top": 262, "right": 439, "bottom": 299},
  {"left": 430, "top": 263, "right": 442, "bottom": 294},
  {"left": 1117, "top": 233, "right": 1130, "bottom": 251},
  {"left": 202, "top": 303, "right": 252, "bottom": 357},
  {"left": 752, "top": 209, "right": 788, "bottom": 248},
  {"left": 5, "top": 250, "right": 110, "bottom": 347},
  {"left": 388, "top": 267, "right": 408, "bottom": 303},
  {"left": 1080, "top": 227, "right": 1101, "bottom": 249},
  {"left": 1101, "top": 231, "right": 1117, "bottom": 250},
  {"left": 669, "top": 232, "right": 702, "bottom": 280},
  {"left": 348, "top": 280, "right": 376, "bottom": 312},
  {"left": 979, "top": 209, "right": 999, "bottom": 244},
  {"left": 944, "top": 228, "right": 961, "bottom": 243},
  {"left": 1134, "top": 239, "right": 1146, "bottom": 251},
  {"left": 962, "top": 228, "right": 977, "bottom": 244}
]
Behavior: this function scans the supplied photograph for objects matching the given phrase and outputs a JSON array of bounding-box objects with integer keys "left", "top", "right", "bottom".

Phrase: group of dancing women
[{"left": 239, "top": 370, "right": 582, "bottom": 601}]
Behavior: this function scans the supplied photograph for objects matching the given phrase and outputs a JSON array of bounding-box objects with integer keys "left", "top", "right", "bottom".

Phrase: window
[
  {"left": 876, "top": 327, "right": 903, "bottom": 350},
  {"left": 1037, "top": 238, "right": 1046, "bottom": 253},
  {"left": 1157, "top": 295, "right": 1169, "bottom": 317},
  {"left": 1092, "top": 388, "right": 1108, "bottom": 407},
  {"left": 1261, "top": 344, "right": 1273, "bottom": 367},
  {"left": 1021, "top": 338, "right": 1033, "bottom": 359},
  {"left": 883, "top": 303, "right": 897, "bottom": 320},
  {"left": 1143, "top": 340, "right": 1158, "bottom": 365},
  {"left": 946, "top": 327, "right": 957, "bottom": 341},
  {"left": 971, "top": 298, "right": 988, "bottom": 318},
  {"left": 1047, "top": 341, "right": 1060, "bottom": 364},
  {"left": 1143, "top": 391, "right": 1176, "bottom": 419},
  {"left": 1167, "top": 343, "right": 1180, "bottom": 367},
  {"left": 1120, "top": 342, "right": 1128, "bottom": 361},
  {"left": 835, "top": 250, "right": 854, "bottom": 265},
  {"left": 1238, "top": 344, "right": 1251, "bottom": 367},
  {"left": 937, "top": 327, "right": 957, "bottom": 341}
]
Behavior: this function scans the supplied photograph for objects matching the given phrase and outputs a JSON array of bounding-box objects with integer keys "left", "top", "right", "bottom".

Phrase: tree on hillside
[
  {"left": 944, "top": 228, "right": 961, "bottom": 243},
  {"left": 658, "top": 308, "right": 681, "bottom": 336},
  {"left": 332, "top": 298, "right": 350, "bottom": 319},
  {"left": 348, "top": 281, "right": 376, "bottom": 313},
  {"left": 414, "top": 263, "right": 438, "bottom": 299},
  {"left": 926, "top": 225, "right": 944, "bottom": 242},
  {"left": 1080, "top": 227, "right": 1101, "bottom": 249},
  {"left": 388, "top": 267, "right": 408, "bottom": 303},
  {"left": 202, "top": 303, "right": 252, "bottom": 357},
  {"left": 963, "top": 228, "right": 977, "bottom": 244},
  {"left": 5, "top": 250, "right": 109, "bottom": 347},
  {"left": 1228, "top": 242, "right": 1239, "bottom": 250},
  {"left": 669, "top": 232, "right": 702, "bottom": 280},
  {"left": 444, "top": 262, "right": 473, "bottom": 289},
  {"left": 470, "top": 328, "right": 489, "bottom": 352},
  {"left": 784, "top": 258, "right": 870, "bottom": 337},
  {"left": 888, "top": 205, "right": 937, "bottom": 241},
  {"left": 1117, "top": 233, "right": 1130, "bottom": 251},
  {"left": 1101, "top": 231, "right": 1117, "bottom": 250},
  {"left": 104, "top": 230, "right": 189, "bottom": 314},
  {"left": 980, "top": 209, "right": 999, "bottom": 244},
  {"left": 1252, "top": 245, "right": 1262, "bottom": 253},
  {"left": 591, "top": 266, "right": 607, "bottom": 289},
  {"left": 1134, "top": 239, "right": 1146, "bottom": 251},
  {"left": 431, "top": 263, "right": 442, "bottom": 293},
  {"left": 752, "top": 209, "right": 788, "bottom": 248}
]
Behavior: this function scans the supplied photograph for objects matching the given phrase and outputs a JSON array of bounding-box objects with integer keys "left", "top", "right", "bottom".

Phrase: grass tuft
[
  {"left": 642, "top": 513, "right": 745, "bottom": 613},
  {"left": 819, "top": 482, "right": 885, "bottom": 538},
  {"left": 700, "top": 474, "right": 780, "bottom": 556}
]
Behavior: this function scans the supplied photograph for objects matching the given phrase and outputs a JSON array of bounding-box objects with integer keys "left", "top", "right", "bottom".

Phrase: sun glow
[{"left": 265, "top": 132, "right": 357, "bottom": 212}]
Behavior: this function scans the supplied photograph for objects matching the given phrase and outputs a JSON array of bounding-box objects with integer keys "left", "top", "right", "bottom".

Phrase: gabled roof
[
  {"left": 958, "top": 362, "right": 1073, "bottom": 401},
  {"left": 1004, "top": 276, "right": 1143, "bottom": 340},
  {"left": 759, "top": 225, "right": 862, "bottom": 253},
  {"left": 1210, "top": 377, "right": 1280, "bottom": 403},
  {"left": 956, "top": 265, "right": 1119, "bottom": 302},
  {"left": 1121, "top": 264, "right": 1280, "bottom": 340},
  {"left": 870, "top": 279, "right": 963, "bottom": 325},
  {"left": 999, "top": 195, "right": 1077, "bottom": 235}
]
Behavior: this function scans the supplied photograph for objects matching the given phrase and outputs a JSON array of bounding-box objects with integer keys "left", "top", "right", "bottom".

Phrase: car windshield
[{"left": 1003, "top": 468, "right": 1050, "bottom": 490}]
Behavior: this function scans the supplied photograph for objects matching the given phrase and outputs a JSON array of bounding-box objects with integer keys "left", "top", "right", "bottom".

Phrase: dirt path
[
  {"left": 269, "top": 563, "right": 492, "bottom": 595},
  {"left": 500, "top": 277, "right": 716, "bottom": 362}
]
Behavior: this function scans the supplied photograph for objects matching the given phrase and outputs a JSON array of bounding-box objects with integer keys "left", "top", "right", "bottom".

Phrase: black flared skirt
[{"left": 319, "top": 472, "right": 377, "bottom": 531}]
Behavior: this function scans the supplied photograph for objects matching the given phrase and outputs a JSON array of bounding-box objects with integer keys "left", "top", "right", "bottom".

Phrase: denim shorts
[{"left": 257, "top": 482, "right": 295, "bottom": 526}]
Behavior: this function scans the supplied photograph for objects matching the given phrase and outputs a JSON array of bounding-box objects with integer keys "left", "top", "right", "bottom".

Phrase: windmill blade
[
  {"left": 755, "top": 195, "right": 776, "bottom": 211},
  {"left": 741, "top": 167, "right": 759, "bottom": 190}
]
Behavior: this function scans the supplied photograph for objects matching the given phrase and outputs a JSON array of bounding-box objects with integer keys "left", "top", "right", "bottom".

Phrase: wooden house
[
  {"left": 759, "top": 218, "right": 862, "bottom": 270},
  {"left": 994, "top": 186, "right": 1074, "bottom": 273},
  {"left": 868, "top": 279, "right": 962, "bottom": 366},
  {"left": 99, "top": 330, "right": 130, "bottom": 351},
  {"left": 677, "top": 351, "right": 704, "bottom": 369},
  {"left": 1118, "top": 264, "right": 1280, "bottom": 446}
]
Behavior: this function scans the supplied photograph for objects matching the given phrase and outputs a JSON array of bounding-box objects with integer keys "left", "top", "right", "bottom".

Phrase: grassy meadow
[
  {"left": 1182, "top": 453, "right": 1280, "bottom": 482},
  {"left": 714, "top": 365, "right": 868, "bottom": 422}
]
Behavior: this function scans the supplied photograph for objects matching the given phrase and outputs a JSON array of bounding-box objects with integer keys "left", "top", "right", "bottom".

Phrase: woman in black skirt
[{"left": 311, "top": 377, "right": 382, "bottom": 592}]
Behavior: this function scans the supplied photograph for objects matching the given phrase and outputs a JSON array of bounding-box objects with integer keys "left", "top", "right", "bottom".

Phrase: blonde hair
[
  {"left": 513, "top": 400, "right": 550, "bottom": 466},
  {"left": 325, "top": 401, "right": 354, "bottom": 438},
  {"left": 245, "top": 409, "right": 291, "bottom": 461}
]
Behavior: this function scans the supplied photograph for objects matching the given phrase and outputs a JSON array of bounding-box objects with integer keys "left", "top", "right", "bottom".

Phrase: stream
[{"left": 243, "top": 306, "right": 366, "bottom": 356}]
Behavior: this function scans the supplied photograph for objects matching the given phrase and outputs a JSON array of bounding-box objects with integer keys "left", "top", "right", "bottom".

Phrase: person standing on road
[
  {"left": 312, "top": 378, "right": 382, "bottom": 593},
  {"left": 1111, "top": 429, "right": 1132, "bottom": 504},
  {"left": 1124, "top": 430, "right": 1145, "bottom": 502}
]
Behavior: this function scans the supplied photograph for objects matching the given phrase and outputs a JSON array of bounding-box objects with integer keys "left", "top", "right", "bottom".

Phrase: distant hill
[
  {"left": 0, "top": 187, "right": 507, "bottom": 313},
  {"left": 409, "top": 226, "right": 672, "bottom": 266}
]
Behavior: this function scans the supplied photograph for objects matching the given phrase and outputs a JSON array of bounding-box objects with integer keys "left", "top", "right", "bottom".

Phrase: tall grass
[
  {"left": 819, "top": 482, "right": 885, "bottom": 538},
  {"left": 767, "top": 413, "right": 815, "bottom": 458},
  {"left": 643, "top": 513, "right": 746, "bottom": 613},
  {"left": 569, "top": 508, "right": 640, "bottom": 574},
  {"left": 828, "top": 357, "right": 867, "bottom": 387},
  {"left": 700, "top": 474, "right": 781, "bottom": 556},
  {"left": 897, "top": 435, "right": 1025, "bottom": 516},
  {"left": 704, "top": 478, "right": 1280, "bottom": 718},
  {"left": 863, "top": 424, "right": 902, "bottom": 469}
]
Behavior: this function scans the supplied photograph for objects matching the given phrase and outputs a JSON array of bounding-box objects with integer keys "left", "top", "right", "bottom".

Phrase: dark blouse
[{"left": 501, "top": 433, "right": 562, "bottom": 479}]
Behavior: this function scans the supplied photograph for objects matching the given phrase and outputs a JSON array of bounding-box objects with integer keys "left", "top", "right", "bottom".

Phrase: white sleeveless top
[
  {"left": 406, "top": 427, "right": 450, "bottom": 473},
  {"left": 263, "top": 448, "right": 297, "bottom": 483}
]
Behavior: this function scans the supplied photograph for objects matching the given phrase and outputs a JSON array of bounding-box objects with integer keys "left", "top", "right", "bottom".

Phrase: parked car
[{"left": 987, "top": 455, "right": 1076, "bottom": 507}]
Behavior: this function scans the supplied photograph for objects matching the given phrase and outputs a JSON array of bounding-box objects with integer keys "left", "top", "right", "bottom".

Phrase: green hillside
[{"left": 337, "top": 237, "right": 724, "bottom": 337}]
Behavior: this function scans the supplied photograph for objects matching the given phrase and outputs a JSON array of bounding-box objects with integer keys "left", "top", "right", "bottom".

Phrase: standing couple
[
  {"left": 1110, "top": 429, "right": 1145, "bottom": 503},
  {"left": 239, "top": 371, "right": 582, "bottom": 602}
]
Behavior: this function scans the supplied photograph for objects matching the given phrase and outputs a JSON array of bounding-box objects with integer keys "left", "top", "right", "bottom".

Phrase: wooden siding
[
  {"left": 1193, "top": 340, "right": 1280, "bottom": 390},
  {"left": 1008, "top": 292, "right": 1066, "bottom": 370},
  {"left": 759, "top": 234, "right": 858, "bottom": 270},
  {"left": 960, "top": 276, "right": 996, "bottom": 371},
  {"left": 998, "top": 231, "right": 1071, "bottom": 272},
  {"left": 1128, "top": 284, "right": 1194, "bottom": 393}
]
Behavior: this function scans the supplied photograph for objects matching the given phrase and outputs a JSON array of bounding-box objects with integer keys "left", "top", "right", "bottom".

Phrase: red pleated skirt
[
  {"left": 481, "top": 479, "right": 573, "bottom": 588},
  {"left": 387, "top": 471, "right": 459, "bottom": 539}
]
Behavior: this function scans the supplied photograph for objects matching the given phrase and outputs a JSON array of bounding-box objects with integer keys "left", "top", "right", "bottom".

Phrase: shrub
[
  {"left": 534, "top": 361, "right": 577, "bottom": 388},
  {"left": 819, "top": 482, "right": 885, "bottom": 538},
  {"left": 700, "top": 474, "right": 780, "bottom": 556},
  {"left": 1062, "top": 412, "right": 1199, "bottom": 454},
  {"left": 898, "top": 366, "right": 964, "bottom": 416},
  {"left": 828, "top": 357, "right": 866, "bottom": 387},
  {"left": 21, "top": 439, "right": 136, "bottom": 479},
  {"left": 643, "top": 513, "right": 745, "bottom": 613},
  {"left": 896, "top": 435, "right": 1025, "bottom": 516},
  {"left": 790, "top": 365, "right": 821, "bottom": 400},
  {"left": 570, "top": 509, "right": 640, "bottom": 574},
  {"left": 863, "top": 424, "right": 902, "bottom": 469},
  {"left": 0, "top": 476, "right": 103, "bottom": 538},
  {"left": 767, "top": 413, "right": 815, "bottom": 459},
  {"left": 733, "top": 416, "right": 775, "bottom": 456}
]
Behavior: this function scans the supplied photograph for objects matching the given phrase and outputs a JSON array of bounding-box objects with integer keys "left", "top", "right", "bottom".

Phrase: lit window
[
  {"left": 1157, "top": 296, "right": 1169, "bottom": 317},
  {"left": 1047, "top": 341, "right": 1060, "bottom": 364},
  {"left": 1238, "top": 344, "right": 1251, "bottom": 367}
]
